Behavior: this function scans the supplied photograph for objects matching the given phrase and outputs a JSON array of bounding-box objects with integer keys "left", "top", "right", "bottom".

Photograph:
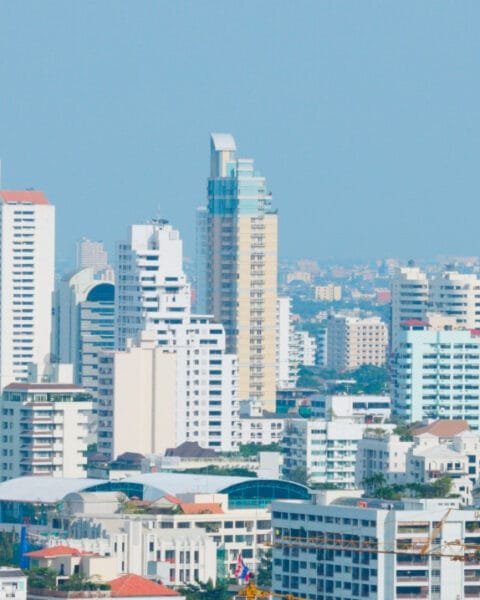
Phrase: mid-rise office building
[
  {"left": 114, "top": 220, "right": 238, "bottom": 454},
  {"left": 204, "top": 134, "right": 278, "bottom": 409},
  {"left": 392, "top": 323, "right": 480, "bottom": 430},
  {"left": 272, "top": 492, "right": 480, "bottom": 600},
  {"left": 0, "top": 381, "right": 92, "bottom": 480},
  {"left": 0, "top": 190, "right": 55, "bottom": 390},
  {"left": 326, "top": 314, "right": 388, "bottom": 372}
]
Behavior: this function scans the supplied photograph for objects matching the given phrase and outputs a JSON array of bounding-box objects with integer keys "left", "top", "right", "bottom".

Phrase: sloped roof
[
  {"left": 110, "top": 574, "right": 179, "bottom": 597},
  {"left": 414, "top": 420, "right": 469, "bottom": 437},
  {"left": 25, "top": 545, "right": 94, "bottom": 558},
  {"left": 165, "top": 441, "right": 217, "bottom": 458},
  {"left": 178, "top": 502, "right": 223, "bottom": 515},
  {"left": 0, "top": 190, "right": 50, "bottom": 205}
]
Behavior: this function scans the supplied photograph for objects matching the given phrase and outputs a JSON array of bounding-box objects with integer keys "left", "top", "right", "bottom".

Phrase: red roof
[
  {"left": 178, "top": 502, "right": 223, "bottom": 515},
  {"left": 400, "top": 319, "right": 429, "bottom": 327},
  {"left": 162, "top": 494, "right": 182, "bottom": 505},
  {"left": 0, "top": 190, "right": 50, "bottom": 205},
  {"left": 25, "top": 545, "right": 94, "bottom": 558},
  {"left": 110, "top": 574, "right": 179, "bottom": 597}
]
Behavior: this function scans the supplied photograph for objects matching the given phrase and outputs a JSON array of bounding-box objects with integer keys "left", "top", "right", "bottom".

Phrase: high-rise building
[
  {"left": 53, "top": 267, "right": 115, "bottom": 395},
  {"left": 205, "top": 134, "right": 278, "bottom": 409},
  {"left": 0, "top": 190, "right": 55, "bottom": 390},
  {"left": 114, "top": 220, "right": 238, "bottom": 452},
  {"left": 194, "top": 206, "right": 208, "bottom": 314},
  {"left": 392, "top": 321, "right": 480, "bottom": 430},
  {"left": 76, "top": 238, "right": 110, "bottom": 273},
  {"left": 272, "top": 493, "right": 478, "bottom": 600},
  {"left": 276, "top": 297, "right": 298, "bottom": 389},
  {"left": 391, "top": 265, "right": 429, "bottom": 352},
  {"left": 326, "top": 314, "right": 388, "bottom": 372}
]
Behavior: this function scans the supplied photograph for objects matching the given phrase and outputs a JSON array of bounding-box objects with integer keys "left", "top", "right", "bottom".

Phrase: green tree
[
  {"left": 26, "top": 567, "right": 57, "bottom": 590},
  {"left": 178, "top": 579, "right": 230, "bottom": 600},
  {"left": 256, "top": 548, "right": 272, "bottom": 587}
]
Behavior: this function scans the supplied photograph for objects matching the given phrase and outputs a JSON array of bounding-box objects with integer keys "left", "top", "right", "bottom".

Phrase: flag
[{"left": 234, "top": 554, "right": 252, "bottom": 582}]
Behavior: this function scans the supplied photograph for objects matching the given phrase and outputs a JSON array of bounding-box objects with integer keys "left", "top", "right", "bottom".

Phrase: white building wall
[{"left": 0, "top": 192, "right": 55, "bottom": 390}]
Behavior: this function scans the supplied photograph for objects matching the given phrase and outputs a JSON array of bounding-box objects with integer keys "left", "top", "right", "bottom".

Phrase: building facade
[
  {"left": 204, "top": 134, "right": 278, "bottom": 409},
  {"left": 391, "top": 266, "right": 429, "bottom": 352},
  {"left": 0, "top": 382, "right": 92, "bottom": 480},
  {"left": 53, "top": 267, "right": 115, "bottom": 395},
  {"left": 271, "top": 493, "right": 480, "bottom": 600},
  {"left": 392, "top": 324, "right": 480, "bottom": 430},
  {"left": 0, "top": 190, "right": 55, "bottom": 391},
  {"left": 326, "top": 314, "right": 388, "bottom": 372},
  {"left": 76, "top": 238, "right": 110, "bottom": 273}
]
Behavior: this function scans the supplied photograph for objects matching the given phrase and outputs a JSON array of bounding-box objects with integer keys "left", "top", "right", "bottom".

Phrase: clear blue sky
[{"left": 1, "top": 1, "right": 479, "bottom": 264}]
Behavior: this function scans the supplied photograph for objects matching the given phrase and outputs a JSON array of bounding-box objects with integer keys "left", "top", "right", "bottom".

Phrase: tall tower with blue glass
[{"left": 206, "top": 134, "right": 278, "bottom": 410}]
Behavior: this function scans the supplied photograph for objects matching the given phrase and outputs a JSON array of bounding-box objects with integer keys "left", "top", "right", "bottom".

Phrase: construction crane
[
  {"left": 235, "top": 579, "right": 306, "bottom": 600},
  {"left": 420, "top": 507, "right": 452, "bottom": 555}
]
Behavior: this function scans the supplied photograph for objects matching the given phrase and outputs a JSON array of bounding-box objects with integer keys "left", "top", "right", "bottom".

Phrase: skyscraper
[
  {"left": 205, "top": 134, "right": 278, "bottom": 409},
  {"left": 114, "top": 219, "right": 238, "bottom": 451},
  {"left": 0, "top": 190, "right": 55, "bottom": 390}
]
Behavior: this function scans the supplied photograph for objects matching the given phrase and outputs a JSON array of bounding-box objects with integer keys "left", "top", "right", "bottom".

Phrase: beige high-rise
[{"left": 204, "top": 134, "right": 278, "bottom": 409}]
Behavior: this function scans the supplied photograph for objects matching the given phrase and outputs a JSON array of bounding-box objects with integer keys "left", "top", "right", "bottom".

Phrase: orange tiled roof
[
  {"left": 25, "top": 545, "right": 94, "bottom": 558},
  {"left": 0, "top": 190, "right": 50, "bottom": 205},
  {"left": 178, "top": 502, "right": 223, "bottom": 515},
  {"left": 110, "top": 574, "right": 179, "bottom": 597},
  {"left": 414, "top": 419, "right": 469, "bottom": 437}
]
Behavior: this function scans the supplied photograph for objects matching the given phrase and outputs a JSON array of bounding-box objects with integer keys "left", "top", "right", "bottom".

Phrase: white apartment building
[
  {"left": 194, "top": 206, "right": 208, "bottom": 314},
  {"left": 0, "top": 568, "right": 26, "bottom": 600},
  {"left": 312, "top": 394, "right": 391, "bottom": 423},
  {"left": 53, "top": 267, "right": 115, "bottom": 394},
  {"left": 0, "top": 382, "right": 92, "bottom": 481},
  {"left": 0, "top": 190, "right": 55, "bottom": 391},
  {"left": 282, "top": 417, "right": 375, "bottom": 488},
  {"left": 356, "top": 431, "right": 413, "bottom": 487},
  {"left": 326, "top": 314, "right": 388, "bottom": 372},
  {"left": 271, "top": 492, "right": 480, "bottom": 600},
  {"left": 114, "top": 220, "right": 239, "bottom": 453},
  {"left": 392, "top": 323, "right": 480, "bottom": 430},
  {"left": 391, "top": 265, "right": 429, "bottom": 351},
  {"left": 430, "top": 270, "right": 480, "bottom": 329},
  {"left": 293, "top": 331, "right": 317, "bottom": 367},
  {"left": 276, "top": 297, "right": 299, "bottom": 389},
  {"left": 315, "top": 284, "right": 342, "bottom": 302},
  {"left": 76, "top": 238, "right": 110, "bottom": 273},
  {"left": 238, "top": 401, "right": 286, "bottom": 446}
]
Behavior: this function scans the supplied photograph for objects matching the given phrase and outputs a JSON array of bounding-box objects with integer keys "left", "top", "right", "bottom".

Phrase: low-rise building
[
  {"left": 312, "top": 394, "right": 391, "bottom": 423},
  {"left": 314, "top": 284, "right": 342, "bottom": 302},
  {"left": 0, "top": 568, "right": 26, "bottom": 600}
]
